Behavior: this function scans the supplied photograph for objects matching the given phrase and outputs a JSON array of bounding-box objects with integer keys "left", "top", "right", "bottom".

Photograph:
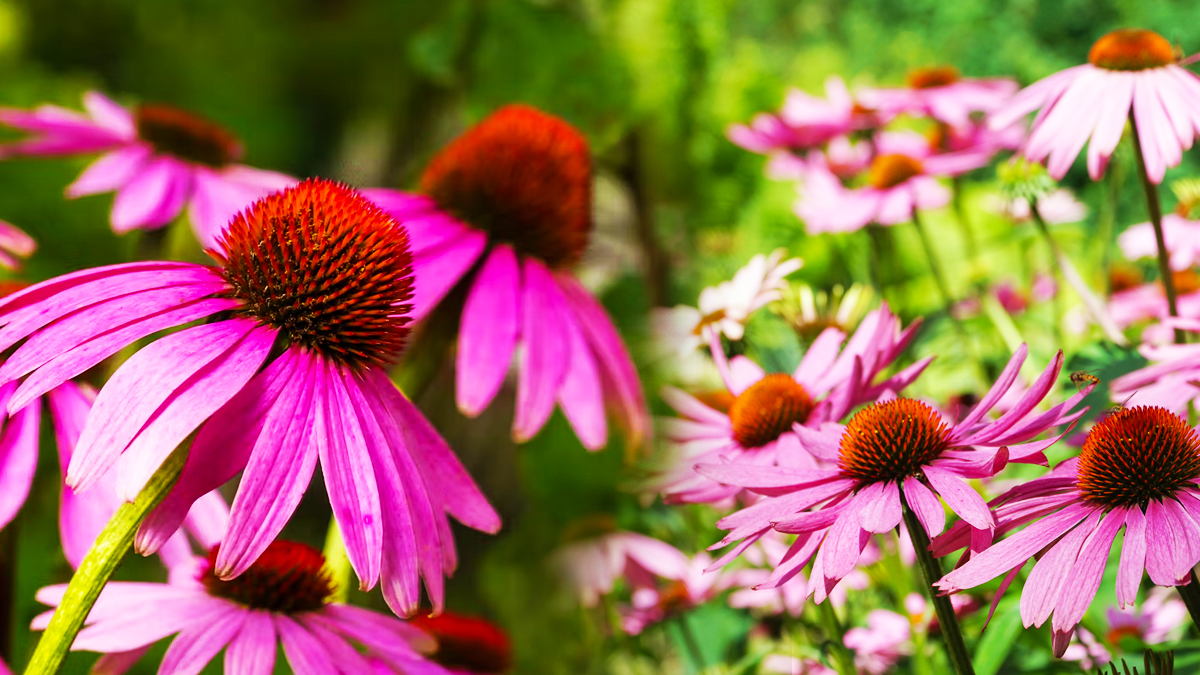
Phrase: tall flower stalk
[
  {"left": 901, "top": 498, "right": 975, "bottom": 675},
  {"left": 1129, "top": 118, "right": 1184, "bottom": 344}
]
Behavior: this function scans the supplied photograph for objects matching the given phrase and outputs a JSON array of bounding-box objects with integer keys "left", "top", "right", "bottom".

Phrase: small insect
[
  {"left": 1107, "top": 393, "right": 1135, "bottom": 414},
  {"left": 1070, "top": 370, "right": 1100, "bottom": 392}
]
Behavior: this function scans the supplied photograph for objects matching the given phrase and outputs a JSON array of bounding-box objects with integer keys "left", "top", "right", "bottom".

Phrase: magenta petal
[
  {"left": 514, "top": 258, "right": 570, "bottom": 442},
  {"left": 319, "top": 363, "right": 384, "bottom": 590},
  {"left": 72, "top": 594, "right": 223, "bottom": 652},
  {"left": 922, "top": 465, "right": 993, "bottom": 530},
  {"left": 115, "top": 323, "right": 275, "bottom": 500},
  {"left": 224, "top": 610, "right": 276, "bottom": 675},
  {"left": 295, "top": 615, "right": 373, "bottom": 674},
  {"left": 49, "top": 383, "right": 110, "bottom": 568},
  {"left": 557, "top": 308, "right": 608, "bottom": 450},
  {"left": 367, "top": 371, "right": 500, "bottom": 534},
  {"left": 216, "top": 350, "right": 322, "bottom": 580},
  {"left": 66, "top": 145, "right": 151, "bottom": 198},
  {"left": 903, "top": 477, "right": 946, "bottom": 538},
  {"left": 67, "top": 318, "right": 260, "bottom": 493},
  {"left": 1020, "top": 511, "right": 1098, "bottom": 628},
  {"left": 857, "top": 481, "right": 903, "bottom": 534},
  {"left": 136, "top": 350, "right": 301, "bottom": 555},
  {"left": 819, "top": 500, "right": 868, "bottom": 582},
  {"left": 110, "top": 157, "right": 193, "bottom": 232},
  {"left": 950, "top": 344, "right": 1027, "bottom": 443},
  {"left": 1144, "top": 499, "right": 1181, "bottom": 586},
  {"left": 158, "top": 606, "right": 247, "bottom": 675},
  {"left": 792, "top": 327, "right": 845, "bottom": 390},
  {"left": 456, "top": 245, "right": 519, "bottom": 417},
  {"left": 1051, "top": 507, "right": 1125, "bottom": 633},
  {"left": 276, "top": 615, "right": 338, "bottom": 674},
  {"left": 0, "top": 395, "right": 41, "bottom": 530},
  {"left": 408, "top": 229, "right": 487, "bottom": 322},
  {"left": 1116, "top": 506, "right": 1147, "bottom": 608},
  {"left": 960, "top": 350, "right": 1064, "bottom": 446}
]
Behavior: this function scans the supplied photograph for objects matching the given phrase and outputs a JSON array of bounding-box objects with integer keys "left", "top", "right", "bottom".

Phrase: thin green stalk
[
  {"left": 952, "top": 176, "right": 978, "bottom": 261},
  {"left": 816, "top": 600, "right": 856, "bottom": 675},
  {"left": 901, "top": 496, "right": 975, "bottom": 675},
  {"left": 910, "top": 209, "right": 955, "bottom": 312},
  {"left": 1129, "top": 113, "right": 1184, "bottom": 344},
  {"left": 321, "top": 519, "right": 353, "bottom": 604},
  {"left": 676, "top": 613, "right": 706, "bottom": 672},
  {"left": 24, "top": 445, "right": 187, "bottom": 675},
  {"left": 1176, "top": 571, "right": 1200, "bottom": 629}
]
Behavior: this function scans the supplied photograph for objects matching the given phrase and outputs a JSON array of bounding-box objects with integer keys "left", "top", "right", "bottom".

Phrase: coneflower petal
[{"left": 456, "top": 245, "right": 520, "bottom": 417}]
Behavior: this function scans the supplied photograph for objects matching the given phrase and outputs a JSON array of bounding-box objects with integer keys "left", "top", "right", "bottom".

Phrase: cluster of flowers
[{"left": 0, "top": 91, "right": 651, "bottom": 673}]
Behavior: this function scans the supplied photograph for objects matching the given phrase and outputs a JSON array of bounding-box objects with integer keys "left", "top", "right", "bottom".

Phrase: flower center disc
[
  {"left": 907, "top": 65, "right": 961, "bottom": 89},
  {"left": 838, "top": 399, "right": 951, "bottom": 483},
  {"left": 411, "top": 612, "right": 513, "bottom": 674},
  {"left": 419, "top": 104, "right": 592, "bottom": 269},
  {"left": 1088, "top": 29, "right": 1176, "bottom": 71},
  {"left": 868, "top": 154, "right": 924, "bottom": 189},
  {"left": 215, "top": 178, "right": 414, "bottom": 370},
  {"left": 202, "top": 541, "right": 332, "bottom": 613},
  {"left": 1171, "top": 269, "right": 1200, "bottom": 295},
  {"left": 1077, "top": 406, "right": 1200, "bottom": 508},
  {"left": 728, "top": 374, "right": 814, "bottom": 448},
  {"left": 135, "top": 104, "right": 243, "bottom": 167}
]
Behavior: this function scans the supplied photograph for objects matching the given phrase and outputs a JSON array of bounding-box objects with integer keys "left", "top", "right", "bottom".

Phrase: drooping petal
[
  {"left": 456, "top": 245, "right": 520, "bottom": 417},
  {"left": 110, "top": 157, "right": 193, "bottom": 232},
  {"left": 276, "top": 615, "right": 339, "bottom": 675},
  {"left": 1052, "top": 507, "right": 1125, "bottom": 632},
  {"left": 557, "top": 308, "right": 608, "bottom": 450},
  {"left": 66, "top": 145, "right": 152, "bottom": 198},
  {"left": 857, "top": 481, "right": 903, "bottom": 534},
  {"left": 295, "top": 614, "right": 374, "bottom": 674},
  {"left": 224, "top": 610, "right": 276, "bottom": 675},
  {"left": 902, "top": 477, "right": 945, "bottom": 538},
  {"left": 158, "top": 605, "right": 248, "bottom": 675},
  {"left": 922, "top": 465, "right": 993, "bottom": 530},
  {"left": 0, "top": 396, "right": 40, "bottom": 530},
  {"left": 1020, "top": 511, "right": 1098, "bottom": 628},
  {"left": 1144, "top": 498, "right": 1183, "bottom": 586},
  {"left": 407, "top": 229, "right": 487, "bottom": 322},
  {"left": 514, "top": 258, "right": 570, "bottom": 442},
  {"left": 71, "top": 594, "right": 224, "bottom": 653},
  {"left": 1116, "top": 506, "right": 1147, "bottom": 608}
]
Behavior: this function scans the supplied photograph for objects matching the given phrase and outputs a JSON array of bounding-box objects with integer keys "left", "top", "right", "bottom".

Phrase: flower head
[
  {"left": 728, "top": 76, "right": 885, "bottom": 156},
  {"left": 860, "top": 66, "right": 1018, "bottom": 131},
  {"left": 659, "top": 304, "right": 930, "bottom": 504},
  {"left": 364, "top": 105, "right": 647, "bottom": 451},
  {"left": 1111, "top": 318, "right": 1200, "bottom": 412},
  {"left": 0, "top": 92, "right": 296, "bottom": 244},
  {"left": 935, "top": 405, "right": 1200, "bottom": 655},
  {"left": 698, "top": 346, "right": 1089, "bottom": 603},
  {"left": 410, "top": 611, "right": 513, "bottom": 674},
  {"left": 552, "top": 525, "right": 690, "bottom": 607},
  {"left": 991, "top": 28, "right": 1200, "bottom": 183},
  {"left": 1119, "top": 214, "right": 1200, "bottom": 271},
  {"left": 0, "top": 178, "right": 499, "bottom": 617},
  {"left": 33, "top": 540, "right": 446, "bottom": 674}
]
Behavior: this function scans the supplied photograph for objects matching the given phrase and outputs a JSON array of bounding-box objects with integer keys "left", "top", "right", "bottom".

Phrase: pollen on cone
[{"left": 728, "top": 374, "right": 814, "bottom": 448}]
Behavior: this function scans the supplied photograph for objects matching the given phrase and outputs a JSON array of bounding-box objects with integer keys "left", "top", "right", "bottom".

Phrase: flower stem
[
  {"left": 23, "top": 445, "right": 187, "bottom": 675},
  {"left": 910, "top": 209, "right": 955, "bottom": 312},
  {"left": 1029, "top": 203, "right": 1129, "bottom": 346},
  {"left": 901, "top": 497, "right": 976, "bottom": 675},
  {"left": 675, "top": 613, "right": 706, "bottom": 672},
  {"left": 816, "top": 600, "right": 856, "bottom": 675},
  {"left": 952, "top": 176, "right": 978, "bottom": 261},
  {"left": 321, "top": 518, "right": 353, "bottom": 604},
  {"left": 1176, "top": 571, "right": 1200, "bottom": 629},
  {"left": 1128, "top": 114, "right": 1184, "bottom": 344}
]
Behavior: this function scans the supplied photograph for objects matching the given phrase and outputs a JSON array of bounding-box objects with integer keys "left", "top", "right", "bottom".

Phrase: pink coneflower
[
  {"left": 659, "top": 304, "right": 930, "bottom": 504},
  {"left": 1119, "top": 213, "right": 1200, "bottom": 270},
  {"left": 935, "top": 405, "right": 1200, "bottom": 655},
  {"left": 0, "top": 220, "right": 34, "bottom": 271},
  {"left": 364, "top": 105, "right": 647, "bottom": 451},
  {"left": 410, "top": 611, "right": 513, "bottom": 674},
  {"left": 1106, "top": 273, "right": 1200, "bottom": 338},
  {"left": 698, "top": 345, "right": 1088, "bottom": 602},
  {"left": 985, "top": 188, "right": 1088, "bottom": 225},
  {"left": 728, "top": 76, "right": 885, "bottom": 155},
  {"left": 0, "top": 92, "right": 295, "bottom": 246},
  {"left": 621, "top": 552, "right": 730, "bottom": 635},
  {"left": 33, "top": 541, "right": 448, "bottom": 674},
  {"left": 551, "top": 524, "right": 690, "bottom": 607},
  {"left": 991, "top": 29, "right": 1200, "bottom": 183},
  {"left": 0, "top": 178, "right": 499, "bottom": 616},
  {"left": 1110, "top": 318, "right": 1200, "bottom": 412},
  {"left": 843, "top": 608, "right": 911, "bottom": 675},
  {"left": 1105, "top": 586, "right": 1188, "bottom": 646},
  {"left": 860, "top": 66, "right": 1018, "bottom": 132},
  {"left": 795, "top": 150, "right": 988, "bottom": 234}
]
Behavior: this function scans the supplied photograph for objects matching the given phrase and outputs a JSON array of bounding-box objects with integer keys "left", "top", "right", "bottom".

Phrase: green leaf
[{"left": 973, "top": 600, "right": 1024, "bottom": 675}]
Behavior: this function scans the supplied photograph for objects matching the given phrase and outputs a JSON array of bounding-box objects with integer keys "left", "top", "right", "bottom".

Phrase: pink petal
[
  {"left": 456, "top": 246, "right": 520, "bottom": 417},
  {"left": 728, "top": 356, "right": 765, "bottom": 395},
  {"left": 949, "top": 343, "right": 1027, "bottom": 444},
  {"left": 1144, "top": 499, "right": 1182, "bottom": 585},
  {"left": 224, "top": 610, "right": 276, "bottom": 675},
  {"left": 82, "top": 92, "right": 135, "bottom": 137},
  {"left": 557, "top": 308, "right": 608, "bottom": 450},
  {"left": 0, "top": 396, "right": 40, "bottom": 529},
  {"left": 67, "top": 318, "right": 261, "bottom": 492},
  {"left": 110, "top": 157, "right": 193, "bottom": 232},
  {"left": 960, "top": 350, "right": 1064, "bottom": 446},
  {"left": 902, "top": 477, "right": 945, "bottom": 538},
  {"left": 66, "top": 145, "right": 152, "bottom": 198},
  {"left": 276, "top": 615, "right": 338, "bottom": 675},
  {"left": 659, "top": 385, "right": 729, "bottom": 427},
  {"left": 1087, "top": 72, "right": 1135, "bottom": 179},
  {"left": 159, "top": 606, "right": 247, "bottom": 675},
  {"left": 514, "top": 258, "right": 570, "bottom": 442},
  {"left": 1116, "top": 506, "right": 1147, "bottom": 608},
  {"left": 295, "top": 615, "right": 373, "bottom": 674},
  {"left": 321, "top": 603, "right": 435, "bottom": 656},
  {"left": 857, "top": 481, "right": 903, "bottom": 534},
  {"left": 407, "top": 230, "right": 487, "bottom": 322},
  {"left": 1020, "top": 510, "right": 1099, "bottom": 628},
  {"left": 215, "top": 350, "right": 322, "bottom": 579},
  {"left": 71, "top": 595, "right": 223, "bottom": 653},
  {"left": 818, "top": 502, "right": 869, "bottom": 586},
  {"left": 793, "top": 327, "right": 846, "bottom": 391},
  {"left": 922, "top": 465, "right": 993, "bottom": 530},
  {"left": 1051, "top": 507, "right": 1125, "bottom": 632}
]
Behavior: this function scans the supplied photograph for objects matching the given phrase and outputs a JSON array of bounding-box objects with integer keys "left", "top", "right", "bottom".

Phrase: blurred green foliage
[{"left": 4, "top": 0, "right": 1200, "bottom": 673}]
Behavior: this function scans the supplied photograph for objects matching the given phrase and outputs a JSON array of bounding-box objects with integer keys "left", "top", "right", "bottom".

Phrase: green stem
[
  {"left": 675, "top": 613, "right": 706, "bottom": 672},
  {"left": 952, "top": 176, "right": 978, "bottom": 261},
  {"left": 321, "top": 518, "right": 353, "bottom": 604},
  {"left": 23, "top": 445, "right": 187, "bottom": 675},
  {"left": 901, "top": 497, "right": 975, "bottom": 675},
  {"left": 1176, "top": 571, "right": 1200, "bottom": 630},
  {"left": 910, "top": 209, "right": 955, "bottom": 312},
  {"left": 1129, "top": 112, "right": 1184, "bottom": 344},
  {"left": 816, "top": 600, "right": 856, "bottom": 675}
]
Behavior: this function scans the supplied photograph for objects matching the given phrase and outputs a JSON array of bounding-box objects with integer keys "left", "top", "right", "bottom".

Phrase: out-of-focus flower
[
  {"left": 844, "top": 608, "right": 911, "bottom": 674},
  {"left": 860, "top": 66, "right": 1018, "bottom": 131},
  {"left": 552, "top": 523, "right": 690, "bottom": 607},
  {"left": 1106, "top": 272, "right": 1200, "bottom": 338},
  {"left": 770, "top": 282, "right": 874, "bottom": 344},
  {"left": 762, "top": 655, "right": 837, "bottom": 675},
  {"left": 1106, "top": 587, "right": 1188, "bottom": 647},
  {"left": 1119, "top": 214, "right": 1200, "bottom": 271},
  {"left": 702, "top": 345, "right": 1089, "bottom": 603},
  {"left": 728, "top": 76, "right": 885, "bottom": 155},
  {"left": 1111, "top": 318, "right": 1200, "bottom": 411},
  {"left": 723, "top": 532, "right": 871, "bottom": 616},
  {"left": 991, "top": 29, "right": 1200, "bottom": 183},
  {"left": 33, "top": 541, "right": 445, "bottom": 674},
  {"left": 1061, "top": 628, "right": 1112, "bottom": 671},
  {"left": 0, "top": 179, "right": 499, "bottom": 617},
  {"left": 0, "top": 92, "right": 295, "bottom": 245},
  {"left": 621, "top": 553, "right": 730, "bottom": 635},
  {"left": 365, "top": 105, "right": 647, "bottom": 451},
  {"left": 795, "top": 150, "right": 987, "bottom": 234},
  {"left": 935, "top": 406, "right": 1200, "bottom": 656},
  {"left": 0, "top": 220, "right": 33, "bottom": 271},
  {"left": 985, "top": 188, "right": 1088, "bottom": 225},
  {"left": 658, "top": 304, "right": 929, "bottom": 504},
  {"left": 410, "top": 611, "right": 513, "bottom": 674}
]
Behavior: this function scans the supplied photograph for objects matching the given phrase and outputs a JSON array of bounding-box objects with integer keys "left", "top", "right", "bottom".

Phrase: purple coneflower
[
  {"left": 728, "top": 76, "right": 886, "bottom": 155},
  {"left": 1111, "top": 318, "right": 1200, "bottom": 412},
  {"left": 1119, "top": 213, "right": 1200, "bottom": 271},
  {"left": 660, "top": 304, "right": 930, "bottom": 504},
  {"left": 0, "top": 178, "right": 499, "bottom": 616},
  {"left": 552, "top": 523, "right": 690, "bottom": 607},
  {"left": 364, "top": 105, "right": 647, "bottom": 451},
  {"left": 0, "top": 92, "right": 295, "bottom": 245},
  {"left": 697, "top": 345, "right": 1088, "bottom": 602},
  {"left": 860, "top": 66, "right": 1018, "bottom": 132},
  {"left": 935, "top": 406, "right": 1200, "bottom": 655},
  {"left": 34, "top": 540, "right": 450, "bottom": 674},
  {"left": 991, "top": 29, "right": 1200, "bottom": 183}
]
